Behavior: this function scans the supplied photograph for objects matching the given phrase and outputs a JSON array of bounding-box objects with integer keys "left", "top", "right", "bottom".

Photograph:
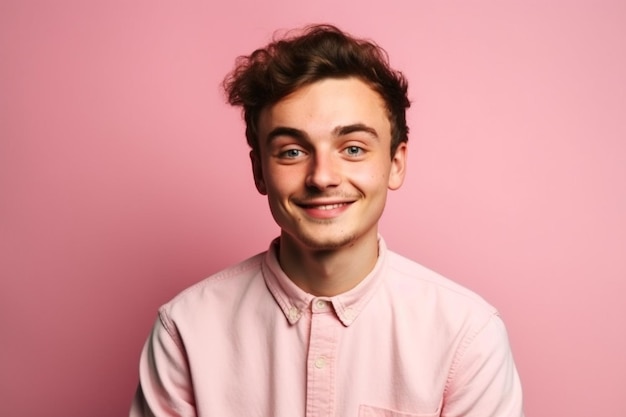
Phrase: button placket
[{"left": 305, "top": 299, "right": 338, "bottom": 416}]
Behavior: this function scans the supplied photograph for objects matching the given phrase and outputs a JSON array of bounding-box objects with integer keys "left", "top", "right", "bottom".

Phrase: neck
[{"left": 277, "top": 232, "right": 379, "bottom": 297}]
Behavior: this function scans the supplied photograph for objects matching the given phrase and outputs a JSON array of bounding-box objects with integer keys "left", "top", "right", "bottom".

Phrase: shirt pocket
[{"left": 359, "top": 404, "right": 440, "bottom": 417}]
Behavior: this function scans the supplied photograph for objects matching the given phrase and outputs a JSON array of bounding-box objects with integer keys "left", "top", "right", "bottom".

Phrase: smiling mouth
[
  {"left": 312, "top": 203, "right": 348, "bottom": 210},
  {"left": 298, "top": 201, "right": 352, "bottom": 209},
  {"left": 295, "top": 201, "right": 354, "bottom": 218}
]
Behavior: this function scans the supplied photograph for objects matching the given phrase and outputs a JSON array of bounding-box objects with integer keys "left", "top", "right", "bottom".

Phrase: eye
[
  {"left": 344, "top": 146, "right": 364, "bottom": 157},
  {"left": 280, "top": 148, "right": 305, "bottom": 159}
]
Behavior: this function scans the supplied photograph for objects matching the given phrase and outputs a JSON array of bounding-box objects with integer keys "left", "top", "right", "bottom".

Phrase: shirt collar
[{"left": 261, "top": 236, "right": 389, "bottom": 327}]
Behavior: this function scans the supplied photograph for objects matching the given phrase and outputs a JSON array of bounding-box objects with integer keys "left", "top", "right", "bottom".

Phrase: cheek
[
  {"left": 348, "top": 162, "right": 390, "bottom": 190},
  {"left": 265, "top": 166, "right": 302, "bottom": 194}
]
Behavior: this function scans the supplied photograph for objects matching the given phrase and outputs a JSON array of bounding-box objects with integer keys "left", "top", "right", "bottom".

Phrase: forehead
[{"left": 257, "top": 77, "right": 391, "bottom": 139}]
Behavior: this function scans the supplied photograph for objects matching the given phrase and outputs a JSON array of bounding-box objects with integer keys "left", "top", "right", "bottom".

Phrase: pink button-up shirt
[{"left": 130, "top": 238, "right": 524, "bottom": 416}]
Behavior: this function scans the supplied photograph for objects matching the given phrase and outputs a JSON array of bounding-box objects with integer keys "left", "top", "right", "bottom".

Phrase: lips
[
  {"left": 296, "top": 200, "right": 353, "bottom": 219},
  {"left": 297, "top": 200, "right": 353, "bottom": 209},
  {"left": 311, "top": 203, "right": 347, "bottom": 210}
]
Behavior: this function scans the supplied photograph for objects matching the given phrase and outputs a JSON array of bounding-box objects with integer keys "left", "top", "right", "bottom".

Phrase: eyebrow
[
  {"left": 333, "top": 123, "right": 379, "bottom": 139},
  {"left": 265, "top": 127, "right": 307, "bottom": 144},
  {"left": 265, "top": 123, "right": 379, "bottom": 145}
]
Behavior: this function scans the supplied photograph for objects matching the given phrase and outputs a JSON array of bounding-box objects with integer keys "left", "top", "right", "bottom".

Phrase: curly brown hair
[{"left": 222, "top": 24, "right": 410, "bottom": 157}]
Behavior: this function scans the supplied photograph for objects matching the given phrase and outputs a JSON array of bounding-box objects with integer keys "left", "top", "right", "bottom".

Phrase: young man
[{"left": 130, "top": 25, "right": 524, "bottom": 417}]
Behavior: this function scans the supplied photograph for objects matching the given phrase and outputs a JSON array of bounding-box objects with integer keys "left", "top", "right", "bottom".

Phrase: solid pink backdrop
[{"left": 1, "top": 1, "right": 624, "bottom": 416}]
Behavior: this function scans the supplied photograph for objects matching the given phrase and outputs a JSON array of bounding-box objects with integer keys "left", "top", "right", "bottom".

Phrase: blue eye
[
  {"left": 281, "top": 149, "right": 303, "bottom": 158},
  {"left": 345, "top": 146, "right": 364, "bottom": 156}
]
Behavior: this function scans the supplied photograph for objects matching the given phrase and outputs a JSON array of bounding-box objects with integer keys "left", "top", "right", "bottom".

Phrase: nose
[{"left": 305, "top": 152, "right": 341, "bottom": 190}]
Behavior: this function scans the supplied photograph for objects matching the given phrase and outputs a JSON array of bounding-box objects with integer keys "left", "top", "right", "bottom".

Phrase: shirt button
[
  {"left": 288, "top": 307, "right": 299, "bottom": 321},
  {"left": 314, "top": 356, "right": 327, "bottom": 369}
]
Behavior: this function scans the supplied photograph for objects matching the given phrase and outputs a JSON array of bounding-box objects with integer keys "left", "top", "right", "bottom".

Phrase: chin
[{"left": 291, "top": 231, "right": 358, "bottom": 251}]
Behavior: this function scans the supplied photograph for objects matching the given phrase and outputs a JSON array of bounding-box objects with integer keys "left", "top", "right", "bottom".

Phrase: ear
[
  {"left": 388, "top": 142, "right": 407, "bottom": 190},
  {"left": 250, "top": 150, "right": 267, "bottom": 195}
]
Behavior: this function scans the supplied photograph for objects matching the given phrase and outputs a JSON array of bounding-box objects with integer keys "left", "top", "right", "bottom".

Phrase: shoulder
[
  {"left": 380, "top": 250, "right": 511, "bottom": 366},
  {"left": 384, "top": 250, "right": 499, "bottom": 320},
  {"left": 158, "top": 251, "right": 267, "bottom": 321}
]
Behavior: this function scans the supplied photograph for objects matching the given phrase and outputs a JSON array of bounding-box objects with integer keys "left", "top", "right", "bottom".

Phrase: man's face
[{"left": 252, "top": 77, "right": 407, "bottom": 252}]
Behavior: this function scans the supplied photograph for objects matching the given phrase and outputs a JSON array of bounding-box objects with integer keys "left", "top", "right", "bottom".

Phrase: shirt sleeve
[
  {"left": 442, "top": 313, "right": 524, "bottom": 417},
  {"left": 129, "top": 311, "right": 197, "bottom": 417}
]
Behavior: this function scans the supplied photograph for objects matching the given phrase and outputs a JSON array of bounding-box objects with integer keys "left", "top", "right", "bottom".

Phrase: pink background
[{"left": 1, "top": 1, "right": 625, "bottom": 416}]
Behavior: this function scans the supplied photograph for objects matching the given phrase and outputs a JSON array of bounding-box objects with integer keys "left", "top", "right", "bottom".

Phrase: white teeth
[{"left": 317, "top": 203, "right": 344, "bottom": 210}]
